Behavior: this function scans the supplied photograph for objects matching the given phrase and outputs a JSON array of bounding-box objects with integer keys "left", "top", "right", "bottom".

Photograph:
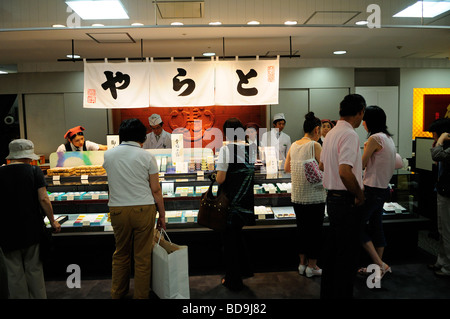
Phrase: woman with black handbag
[
  {"left": 216, "top": 118, "right": 256, "bottom": 291},
  {"left": 429, "top": 118, "right": 450, "bottom": 277}
]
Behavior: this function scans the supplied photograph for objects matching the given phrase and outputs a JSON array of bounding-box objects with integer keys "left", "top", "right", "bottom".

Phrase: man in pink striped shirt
[{"left": 319, "top": 94, "right": 366, "bottom": 299}]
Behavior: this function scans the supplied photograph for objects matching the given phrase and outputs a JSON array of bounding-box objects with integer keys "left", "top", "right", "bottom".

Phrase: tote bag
[
  {"left": 152, "top": 229, "right": 190, "bottom": 299},
  {"left": 303, "top": 141, "right": 323, "bottom": 184}
]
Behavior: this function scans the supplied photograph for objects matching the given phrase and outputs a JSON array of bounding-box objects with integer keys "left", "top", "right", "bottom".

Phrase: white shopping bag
[{"left": 152, "top": 229, "right": 190, "bottom": 299}]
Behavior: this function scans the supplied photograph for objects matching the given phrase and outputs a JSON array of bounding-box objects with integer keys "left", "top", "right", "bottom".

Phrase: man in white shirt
[
  {"left": 103, "top": 118, "right": 166, "bottom": 299},
  {"left": 319, "top": 94, "right": 366, "bottom": 299},
  {"left": 260, "top": 113, "right": 292, "bottom": 166},
  {"left": 143, "top": 114, "right": 172, "bottom": 149}
]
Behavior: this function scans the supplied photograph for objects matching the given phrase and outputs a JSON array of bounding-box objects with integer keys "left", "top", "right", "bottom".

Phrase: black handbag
[{"left": 197, "top": 179, "right": 229, "bottom": 232}]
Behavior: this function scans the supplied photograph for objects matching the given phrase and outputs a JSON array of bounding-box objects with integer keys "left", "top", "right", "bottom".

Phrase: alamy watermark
[
  {"left": 66, "top": 264, "right": 81, "bottom": 289},
  {"left": 366, "top": 264, "right": 383, "bottom": 289}
]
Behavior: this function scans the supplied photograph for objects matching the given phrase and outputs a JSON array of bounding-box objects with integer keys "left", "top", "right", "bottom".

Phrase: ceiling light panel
[
  {"left": 393, "top": 1, "right": 450, "bottom": 18},
  {"left": 66, "top": 1, "right": 129, "bottom": 20}
]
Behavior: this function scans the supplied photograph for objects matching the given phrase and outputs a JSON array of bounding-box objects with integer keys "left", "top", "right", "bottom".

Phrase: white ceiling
[{"left": 0, "top": 0, "right": 449, "bottom": 67}]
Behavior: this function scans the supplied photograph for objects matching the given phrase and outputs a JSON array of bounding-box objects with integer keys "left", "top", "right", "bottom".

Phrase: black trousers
[
  {"left": 293, "top": 203, "right": 325, "bottom": 260},
  {"left": 320, "top": 190, "right": 363, "bottom": 299},
  {"left": 221, "top": 214, "right": 252, "bottom": 287}
]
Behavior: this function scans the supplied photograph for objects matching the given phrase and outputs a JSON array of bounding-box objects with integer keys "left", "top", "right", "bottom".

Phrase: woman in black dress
[{"left": 216, "top": 118, "right": 256, "bottom": 291}]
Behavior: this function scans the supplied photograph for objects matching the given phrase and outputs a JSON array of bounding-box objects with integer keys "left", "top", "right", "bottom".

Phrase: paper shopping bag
[{"left": 152, "top": 230, "right": 190, "bottom": 299}]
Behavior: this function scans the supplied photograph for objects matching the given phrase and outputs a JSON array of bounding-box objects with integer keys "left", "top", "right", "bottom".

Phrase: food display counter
[{"left": 42, "top": 152, "right": 428, "bottom": 278}]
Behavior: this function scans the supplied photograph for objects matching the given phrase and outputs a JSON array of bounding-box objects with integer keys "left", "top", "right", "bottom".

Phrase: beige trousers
[{"left": 110, "top": 205, "right": 157, "bottom": 299}]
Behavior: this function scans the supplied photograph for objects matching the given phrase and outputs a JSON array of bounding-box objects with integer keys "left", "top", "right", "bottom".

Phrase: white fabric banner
[
  {"left": 83, "top": 59, "right": 279, "bottom": 108},
  {"left": 149, "top": 61, "right": 215, "bottom": 107},
  {"left": 215, "top": 58, "right": 279, "bottom": 105},
  {"left": 83, "top": 61, "right": 150, "bottom": 109}
]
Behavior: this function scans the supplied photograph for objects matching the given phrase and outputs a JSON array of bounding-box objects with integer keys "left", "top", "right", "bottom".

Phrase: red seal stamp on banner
[
  {"left": 267, "top": 66, "right": 275, "bottom": 82},
  {"left": 87, "top": 89, "right": 96, "bottom": 103}
]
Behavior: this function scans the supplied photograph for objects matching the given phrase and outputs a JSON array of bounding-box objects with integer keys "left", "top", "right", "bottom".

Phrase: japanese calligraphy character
[
  {"left": 101, "top": 71, "right": 130, "bottom": 99},
  {"left": 236, "top": 69, "right": 258, "bottom": 96},
  {"left": 173, "top": 68, "right": 196, "bottom": 96}
]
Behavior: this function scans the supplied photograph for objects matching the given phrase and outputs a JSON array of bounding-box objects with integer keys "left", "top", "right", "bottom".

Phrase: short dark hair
[
  {"left": 363, "top": 105, "right": 392, "bottom": 137},
  {"left": 223, "top": 117, "right": 245, "bottom": 141},
  {"left": 119, "top": 118, "right": 147, "bottom": 143},
  {"left": 339, "top": 94, "right": 366, "bottom": 117},
  {"left": 428, "top": 118, "right": 450, "bottom": 136},
  {"left": 303, "top": 112, "right": 321, "bottom": 134}
]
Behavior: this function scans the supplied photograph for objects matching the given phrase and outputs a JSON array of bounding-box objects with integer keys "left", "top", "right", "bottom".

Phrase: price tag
[
  {"left": 66, "top": 194, "right": 74, "bottom": 201},
  {"left": 52, "top": 175, "right": 61, "bottom": 185},
  {"left": 176, "top": 162, "right": 188, "bottom": 173},
  {"left": 92, "top": 193, "right": 100, "bottom": 200}
]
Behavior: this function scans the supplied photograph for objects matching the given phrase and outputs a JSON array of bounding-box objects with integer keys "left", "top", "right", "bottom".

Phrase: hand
[
  {"left": 51, "top": 220, "right": 61, "bottom": 233},
  {"left": 355, "top": 193, "right": 365, "bottom": 207},
  {"left": 157, "top": 216, "right": 166, "bottom": 230}
]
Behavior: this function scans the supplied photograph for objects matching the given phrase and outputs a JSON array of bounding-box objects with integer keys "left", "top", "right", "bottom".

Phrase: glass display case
[{"left": 45, "top": 168, "right": 425, "bottom": 234}]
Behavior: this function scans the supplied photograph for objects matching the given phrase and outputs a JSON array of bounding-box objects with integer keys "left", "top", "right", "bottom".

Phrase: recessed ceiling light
[
  {"left": 203, "top": 52, "right": 216, "bottom": 57},
  {"left": 92, "top": 23, "right": 104, "bottom": 27},
  {"left": 247, "top": 21, "right": 260, "bottom": 25},
  {"left": 333, "top": 50, "right": 347, "bottom": 55},
  {"left": 52, "top": 24, "right": 66, "bottom": 28},
  {"left": 284, "top": 20, "right": 297, "bottom": 25},
  {"left": 209, "top": 21, "right": 222, "bottom": 25},
  {"left": 393, "top": 1, "right": 450, "bottom": 18},
  {"left": 66, "top": 54, "right": 81, "bottom": 59},
  {"left": 65, "top": 0, "right": 129, "bottom": 20},
  {"left": 131, "top": 22, "right": 143, "bottom": 26},
  {"left": 0, "top": 71, "right": 8, "bottom": 75},
  {"left": 171, "top": 22, "right": 184, "bottom": 26},
  {"left": 355, "top": 20, "right": 368, "bottom": 25}
]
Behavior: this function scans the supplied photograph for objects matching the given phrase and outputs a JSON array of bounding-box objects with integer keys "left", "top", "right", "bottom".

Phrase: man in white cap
[
  {"left": 143, "top": 114, "right": 172, "bottom": 149},
  {"left": 0, "top": 139, "right": 60, "bottom": 299},
  {"left": 260, "top": 113, "right": 292, "bottom": 166}
]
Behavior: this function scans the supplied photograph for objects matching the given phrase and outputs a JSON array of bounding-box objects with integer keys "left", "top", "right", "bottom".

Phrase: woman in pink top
[{"left": 360, "top": 105, "right": 396, "bottom": 278}]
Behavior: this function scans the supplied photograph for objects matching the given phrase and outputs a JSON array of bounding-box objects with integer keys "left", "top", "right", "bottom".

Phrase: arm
[
  {"left": 362, "top": 136, "right": 381, "bottom": 169},
  {"left": 216, "top": 170, "right": 227, "bottom": 184},
  {"left": 431, "top": 133, "right": 450, "bottom": 162},
  {"left": 149, "top": 173, "right": 166, "bottom": 230},
  {"left": 314, "top": 142, "right": 322, "bottom": 164},
  {"left": 38, "top": 187, "right": 61, "bottom": 233},
  {"left": 284, "top": 147, "right": 292, "bottom": 173},
  {"left": 339, "top": 164, "right": 365, "bottom": 206},
  {"left": 98, "top": 144, "right": 108, "bottom": 151}
]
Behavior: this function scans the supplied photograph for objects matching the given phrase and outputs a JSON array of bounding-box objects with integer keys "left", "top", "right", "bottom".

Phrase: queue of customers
[{"left": 2, "top": 93, "right": 447, "bottom": 300}]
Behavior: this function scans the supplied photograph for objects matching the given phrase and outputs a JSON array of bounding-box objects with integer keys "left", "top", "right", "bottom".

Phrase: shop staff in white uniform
[
  {"left": 260, "top": 113, "right": 292, "bottom": 165},
  {"left": 143, "top": 114, "right": 172, "bottom": 149},
  {"left": 56, "top": 126, "right": 107, "bottom": 152}
]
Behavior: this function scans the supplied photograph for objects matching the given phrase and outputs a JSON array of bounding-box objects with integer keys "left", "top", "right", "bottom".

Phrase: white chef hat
[
  {"left": 273, "top": 113, "right": 286, "bottom": 123},
  {"left": 148, "top": 114, "right": 162, "bottom": 126}
]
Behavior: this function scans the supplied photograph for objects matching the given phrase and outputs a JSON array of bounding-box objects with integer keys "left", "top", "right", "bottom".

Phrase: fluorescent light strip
[
  {"left": 66, "top": 1, "right": 129, "bottom": 20},
  {"left": 393, "top": 1, "right": 450, "bottom": 18}
]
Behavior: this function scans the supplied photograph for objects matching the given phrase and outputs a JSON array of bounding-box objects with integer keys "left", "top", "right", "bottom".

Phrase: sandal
[{"left": 357, "top": 267, "right": 369, "bottom": 276}]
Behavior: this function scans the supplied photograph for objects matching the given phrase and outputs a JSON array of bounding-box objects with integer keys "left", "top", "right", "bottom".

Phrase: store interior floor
[{"left": 44, "top": 231, "right": 450, "bottom": 299}]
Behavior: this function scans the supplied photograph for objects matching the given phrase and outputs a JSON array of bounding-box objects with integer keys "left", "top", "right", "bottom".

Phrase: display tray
[{"left": 48, "top": 204, "right": 421, "bottom": 235}]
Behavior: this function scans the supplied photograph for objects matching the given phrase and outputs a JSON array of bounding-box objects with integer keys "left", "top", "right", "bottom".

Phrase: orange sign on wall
[{"left": 413, "top": 88, "right": 450, "bottom": 139}]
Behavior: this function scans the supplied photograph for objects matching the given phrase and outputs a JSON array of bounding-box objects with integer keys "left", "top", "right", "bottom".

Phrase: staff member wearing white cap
[
  {"left": 143, "top": 114, "right": 172, "bottom": 149},
  {"left": 260, "top": 113, "right": 292, "bottom": 165},
  {"left": 0, "top": 139, "right": 60, "bottom": 299}
]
